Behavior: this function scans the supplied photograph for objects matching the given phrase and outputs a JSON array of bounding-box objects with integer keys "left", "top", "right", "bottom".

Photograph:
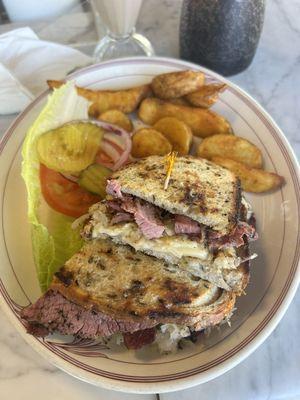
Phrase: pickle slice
[
  {"left": 37, "top": 122, "right": 103, "bottom": 173},
  {"left": 78, "top": 164, "right": 112, "bottom": 197}
]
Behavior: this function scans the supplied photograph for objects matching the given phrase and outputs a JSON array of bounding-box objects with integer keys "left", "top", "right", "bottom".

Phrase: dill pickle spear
[
  {"left": 37, "top": 122, "right": 103, "bottom": 173},
  {"left": 78, "top": 164, "right": 112, "bottom": 197}
]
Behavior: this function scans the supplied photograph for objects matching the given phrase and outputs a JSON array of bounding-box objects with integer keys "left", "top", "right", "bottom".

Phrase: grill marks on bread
[
  {"left": 22, "top": 239, "right": 237, "bottom": 337},
  {"left": 112, "top": 156, "right": 240, "bottom": 234},
  {"left": 82, "top": 198, "right": 252, "bottom": 293},
  {"left": 51, "top": 239, "right": 230, "bottom": 325}
]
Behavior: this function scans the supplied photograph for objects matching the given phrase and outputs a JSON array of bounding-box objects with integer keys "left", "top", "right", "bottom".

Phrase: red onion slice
[
  {"left": 101, "top": 140, "right": 122, "bottom": 162},
  {"left": 95, "top": 150, "right": 115, "bottom": 169},
  {"left": 103, "top": 132, "right": 126, "bottom": 151},
  {"left": 60, "top": 119, "right": 132, "bottom": 172},
  {"left": 112, "top": 134, "right": 131, "bottom": 171},
  {"left": 91, "top": 119, "right": 131, "bottom": 171}
]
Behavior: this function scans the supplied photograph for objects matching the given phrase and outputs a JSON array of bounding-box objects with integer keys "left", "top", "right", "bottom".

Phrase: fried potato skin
[
  {"left": 167, "top": 97, "right": 190, "bottom": 106},
  {"left": 89, "top": 84, "right": 151, "bottom": 114},
  {"left": 138, "top": 98, "right": 232, "bottom": 137},
  {"left": 132, "top": 128, "right": 172, "bottom": 158},
  {"left": 47, "top": 79, "right": 98, "bottom": 102},
  {"left": 47, "top": 79, "right": 64, "bottom": 89},
  {"left": 99, "top": 109, "right": 133, "bottom": 132},
  {"left": 153, "top": 117, "right": 192, "bottom": 155},
  {"left": 47, "top": 80, "right": 151, "bottom": 114},
  {"left": 197, "top": 134, "right": 263, "bottom": 168},
  {"left": 211, "top": 157, "right": 284, "bottom": 193},
  {"left": 151, "top": 70, "right": 205, "bottom": 99},
  {"left": 185, "top": 83, "right": 227, "bottom": 108}
]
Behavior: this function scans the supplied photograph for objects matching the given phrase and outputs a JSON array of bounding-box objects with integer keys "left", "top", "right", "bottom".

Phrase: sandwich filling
[
  {"left": 82, "top": 180, "right": 257, "bottom": 273},
  {"left": 21, "top": 238, "right": 236, "bottom": 352},
  {"left": 20, "top": 290, "right": 210, "bottom": 352},
  {"left": 83, "top": 201, "right": 244, "bottom": 269}
]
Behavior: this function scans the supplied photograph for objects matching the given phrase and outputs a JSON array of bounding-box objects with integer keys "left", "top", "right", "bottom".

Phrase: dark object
[
  {"left": 0, "top": 0, "right": 9, "bottom": 22},
  {"left": 189, "top": 329, "right": 204, "bottom": 343},
  {"left": 180, "top": 0, "right": 266, "bottom": 76},
  {"left": 123, "top": 328, "right": 156, "bottom": 349}
]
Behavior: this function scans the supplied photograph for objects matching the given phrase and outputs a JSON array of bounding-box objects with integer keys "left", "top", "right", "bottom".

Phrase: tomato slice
[{"left": 40, "top": 164, "right": 101, "bottom": 218}]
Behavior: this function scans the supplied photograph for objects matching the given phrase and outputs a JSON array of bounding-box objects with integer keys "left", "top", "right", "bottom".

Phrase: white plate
[{"left": 0, "top": 57, "right": 299, "bottom": 393}]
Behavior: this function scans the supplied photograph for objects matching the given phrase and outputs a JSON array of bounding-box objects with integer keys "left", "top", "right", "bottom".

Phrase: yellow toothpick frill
[{"left": 164, "top": 151, "right": 177, "bottom": 190}]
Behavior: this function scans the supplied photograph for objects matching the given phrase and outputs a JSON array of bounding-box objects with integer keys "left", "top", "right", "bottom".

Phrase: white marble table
[{"left": 0, "top": 0, "right": 299, "bottom": 399}]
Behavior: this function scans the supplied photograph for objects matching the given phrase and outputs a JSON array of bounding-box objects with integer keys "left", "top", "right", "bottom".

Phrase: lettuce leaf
[{"left": 22, "top": 83, "right": 90, "bottom": 291}]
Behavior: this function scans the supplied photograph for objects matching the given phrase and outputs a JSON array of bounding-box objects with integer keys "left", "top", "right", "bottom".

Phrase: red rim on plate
[{"left": 0, "top": 57, "right": 299, "bottom": 393}]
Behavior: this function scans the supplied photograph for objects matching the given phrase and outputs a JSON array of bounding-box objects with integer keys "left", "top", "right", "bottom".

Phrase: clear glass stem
[
  {"left": 107, "top": 28, "right": 136, "bottom": 41},
  {"left": 91, "top": 0, "right": 154, "bottom": 62}
]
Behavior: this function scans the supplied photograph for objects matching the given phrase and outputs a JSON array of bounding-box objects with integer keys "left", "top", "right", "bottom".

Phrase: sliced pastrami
[
  {"left": 111, "top": 212, "right": 134, "bottom": 224},
  {"left": 174, "top": 215, "right": 201, "bottom": 235},
  {"left": 106, "top": 179, "right": 123, "bottom": 198},
  {"left": 134, "top": 201, "right": 165, "bottom": 239},
  {"left": 123, "top": 328, "right": 156, "bottom": 349},
  {"left": 209, "top": 221, "right": 258, "bottom": 250}
]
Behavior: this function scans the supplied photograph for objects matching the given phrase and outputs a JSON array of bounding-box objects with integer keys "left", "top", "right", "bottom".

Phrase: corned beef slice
[
  {"left": 106, "top": 199, "right": 123, "bottom": 212},
  {"left": 21, "top": 290, "right": 157, "bottom": 338},
  {"left": 107, "top": 189, "right": 165, "bottom": 239},
  {"left": 106, "top": 179, "right": 257, "bottom": 247},
  {"left": 133, "top": 201, "right": 165, "bottom": 239},
  {"left": 111, "top": 212, "right": 133, "bottom": 224},
  {"left": 174, "top": 215, "right": 201, "bottom": 235},
  {"left": 123, "top": 328, "right": 156, "bottom": 349},
  {"left": 106, "top": 179, "right": 123, "bottom": 198},
  {"left": 209, "top": 221, "right": 257, "bottom": 250},
  {"left": 120, "top": 195, "right": 136, "bottom": 214}
]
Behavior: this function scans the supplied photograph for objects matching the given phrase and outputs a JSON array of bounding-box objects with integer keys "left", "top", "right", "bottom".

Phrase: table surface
[{"left": 0, "top": 0, "right": 299, "bottom": 399}]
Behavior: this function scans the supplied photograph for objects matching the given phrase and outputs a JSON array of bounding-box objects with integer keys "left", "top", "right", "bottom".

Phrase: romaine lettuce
[{"left": 22, "top": 83, "right": 90, "bottom": 291}]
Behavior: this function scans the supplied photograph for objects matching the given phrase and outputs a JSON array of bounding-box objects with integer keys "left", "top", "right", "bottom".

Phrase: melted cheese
[
  {"left": 88, "top": 203, "right": 240, "bottom": 268},
  {"left": 213, "top": 248, "right": 238, "bottom": 270},
  {"left": 92, "top": 221, "right": 210, "bottom": 260}
]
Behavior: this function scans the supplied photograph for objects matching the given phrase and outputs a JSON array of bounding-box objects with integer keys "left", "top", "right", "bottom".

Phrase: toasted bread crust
[
  {"left": 232, "top": 178, "right": 242, "bottom": 229},
  {"left": 82, "top": 200, "right": 250, "bottom": 294},
  {"left": 50, "top": 239, "right": 236, "bottom": 330},
  {"left": 111, "top": 156, "right": 241, "bottom": 234},
  {"left": 229, "top": 240, "right": 250, "bottom": 294},
  {"left": 52, "top": 278, "right": 235, "bottom": 330}
]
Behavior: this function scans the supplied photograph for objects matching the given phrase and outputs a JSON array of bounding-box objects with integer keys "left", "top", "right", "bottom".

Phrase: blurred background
[{"left": 0, "top": 0, "right": 182, "bottom": 60}]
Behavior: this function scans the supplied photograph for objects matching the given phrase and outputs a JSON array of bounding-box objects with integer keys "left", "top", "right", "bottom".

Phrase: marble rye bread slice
[
  {"left": 21, "top": 239, "right": 236, "bottom": 339},
  {"left": 82, "top": 201, "right": 250, "bottom": 294},
  {"left": 110, "top": 155, "right": 241, "bottom": 235}
]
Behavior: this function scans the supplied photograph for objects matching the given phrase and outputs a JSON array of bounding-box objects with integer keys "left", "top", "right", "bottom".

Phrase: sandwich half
[
  {"left": 21, "top": 239, "right": 235, "bottom": 351},
  {"left": 82, "top": 156, "right": 257, "bottom": 293}
]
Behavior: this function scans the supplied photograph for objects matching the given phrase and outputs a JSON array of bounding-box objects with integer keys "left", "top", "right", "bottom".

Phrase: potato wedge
[
  {"left": 132, "top": 128, "right": 172, "bottom": 158},
  {"left": 153, "top": 117, "right": 192, "bottom": 155},
  {"left": 47, "top": 79, "right": 151, "bottom": 114},
  {"left": 185, "top": 83, "right": 227, "bottom": 108},
  {"left": 47, "top": 79, "right": 105, "bottom": 103},
  {"left": 88, "top": 103, "right": 101, "bottom": 119},
  {"left": 47, "top": 80, "right": 64, "bottom": 89},
  {"left": 197, "top": 134, "right": 263, "bottom": 168},
  {"left": 211, "top": 157, "right": 284, "bottom": 193},
  {"left": 99, "top": 109, "right": 133, "bottom": 132},
  {"left": 138, "top": 98, "right": 232, "bottom": 138},
  {"left": 151, "top": 70, "right": 205, "bottom": 99},
  {"left": 168, "top": 97, "right": 190, "bottom": 106}
]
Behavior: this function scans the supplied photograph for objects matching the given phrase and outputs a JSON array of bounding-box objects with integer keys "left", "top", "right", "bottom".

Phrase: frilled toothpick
[{"left": 164, "top": 151, "right": 177, "bottom": 190}]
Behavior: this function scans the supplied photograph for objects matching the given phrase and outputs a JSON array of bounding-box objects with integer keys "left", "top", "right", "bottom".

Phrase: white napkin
[{"left": 0, "top": 27, "right": 92, "bottom": 115}]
